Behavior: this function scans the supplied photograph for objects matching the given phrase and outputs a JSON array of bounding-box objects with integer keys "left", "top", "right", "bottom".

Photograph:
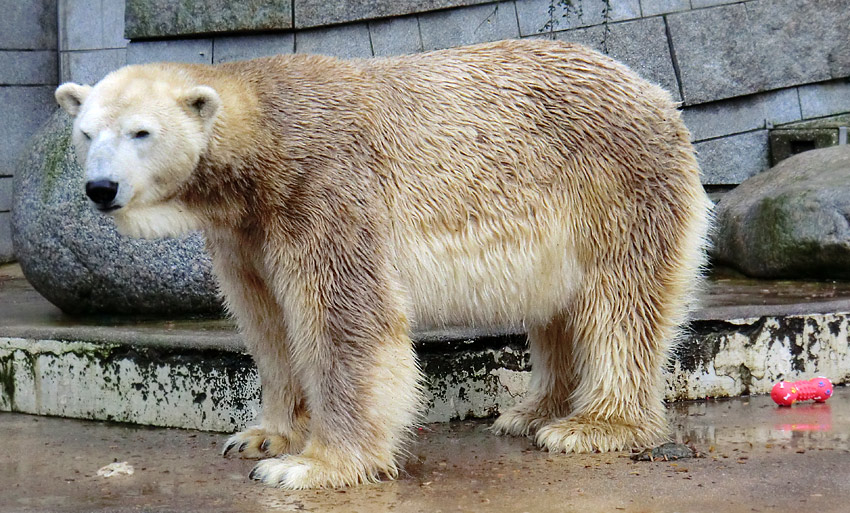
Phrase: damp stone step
[{"left": 1, "top": 264, "right": 849, "bottom": 432}]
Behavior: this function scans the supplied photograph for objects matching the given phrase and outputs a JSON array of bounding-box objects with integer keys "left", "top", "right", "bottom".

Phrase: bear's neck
[
  {"left": 175, "top": 58, "right": 378, "bottom": 234},
  {"left": 177, "top": 69, "right": 267, "bottom": 230}
]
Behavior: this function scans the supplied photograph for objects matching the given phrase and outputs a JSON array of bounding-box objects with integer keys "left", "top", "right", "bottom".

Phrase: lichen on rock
[{"left": 713, "top": 145, "right": 850, "bottom": 279}]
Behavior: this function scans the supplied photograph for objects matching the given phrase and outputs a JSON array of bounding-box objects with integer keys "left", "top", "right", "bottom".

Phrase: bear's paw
[
  {"left": 222, "top": 426, "right": 301, "bottom": 459},
  {"left": 491, "top": 400, "right": 558, "bottom": 437},
  {"left": 249, "top": 455, "right": 388, "bottom": 489},
  {"left": 534, "top": 416, "right": 666, "bottom": 454}
]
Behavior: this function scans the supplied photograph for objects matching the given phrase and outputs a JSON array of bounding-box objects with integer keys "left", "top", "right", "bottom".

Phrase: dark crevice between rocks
[{"left": 0, "top": 355, "right": 16, "bottom": 410}]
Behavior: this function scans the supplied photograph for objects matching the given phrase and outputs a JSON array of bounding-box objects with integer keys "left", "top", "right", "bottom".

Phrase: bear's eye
[
  {"left": 81, "top": 131, "right": 92, "bottom": 141},
  {"left": 133, "top": 130, "right": 150, "bottom": 139}
]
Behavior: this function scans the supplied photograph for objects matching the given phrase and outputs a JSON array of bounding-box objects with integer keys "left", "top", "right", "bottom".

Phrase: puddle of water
[{"left": 670, "top": 387, "right": 850, "bottom": 451}]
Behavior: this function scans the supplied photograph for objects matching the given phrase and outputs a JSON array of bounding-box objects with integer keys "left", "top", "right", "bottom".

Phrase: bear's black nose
[{"left": 85, "top": 180, "right": 119, "bottom": 207}]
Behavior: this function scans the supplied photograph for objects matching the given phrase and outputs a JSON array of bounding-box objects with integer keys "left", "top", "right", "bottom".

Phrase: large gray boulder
[
  {"left": 12, "top": 109, "right": 222, "bottom": 316},
  {"left": 713, "top": 145, "right": 850, "bottom": 279}
]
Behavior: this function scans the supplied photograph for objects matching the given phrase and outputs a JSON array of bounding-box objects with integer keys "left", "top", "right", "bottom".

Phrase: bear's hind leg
[
  {"left": 492, "top": 314, "right": 577, "bottom": 436},
  {"left": 534, "top": 279, "right": 674, "bottom": 453}
]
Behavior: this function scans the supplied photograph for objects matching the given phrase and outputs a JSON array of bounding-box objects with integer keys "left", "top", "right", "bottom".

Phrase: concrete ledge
[
  {"left": 2, "top": 310, "right": 849, "bottom": 431},
  {"left": 2, "top": 264, "right": 850, "bottom": 431}
]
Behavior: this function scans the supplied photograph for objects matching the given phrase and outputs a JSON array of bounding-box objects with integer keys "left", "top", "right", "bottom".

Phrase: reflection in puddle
[
  {"left": 773, "top": 403, "right": 832, "bottom": 432},
  {"left": 669, "top": 389, "right": 849, "bottom": 451}
]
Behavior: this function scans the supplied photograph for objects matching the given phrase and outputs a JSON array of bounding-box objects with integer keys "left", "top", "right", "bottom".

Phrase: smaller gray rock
[
  {"left": 12, "top": 109, "right": 222, "bottom": 316},
  {"left": 713, "top": 145, "right": 850, "bottom": 279}
]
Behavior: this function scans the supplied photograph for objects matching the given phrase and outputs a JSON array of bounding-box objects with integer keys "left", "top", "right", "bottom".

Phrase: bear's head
[{"left": 55, "top": 65, "right": 220, "bottom": 238}]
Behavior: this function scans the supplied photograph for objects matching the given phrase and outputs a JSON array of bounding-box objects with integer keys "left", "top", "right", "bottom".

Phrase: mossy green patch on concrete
[{"left": 40, "top": 112, "right": 73, "bottom": 203}]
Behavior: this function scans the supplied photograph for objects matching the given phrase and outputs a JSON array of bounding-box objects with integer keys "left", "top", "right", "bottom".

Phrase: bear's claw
[
  {"left": 491, "top": 400, "right": 559, "bottom": 437},
  {"left": 222, "top": 426, "right": 299, "bottom": 459}
]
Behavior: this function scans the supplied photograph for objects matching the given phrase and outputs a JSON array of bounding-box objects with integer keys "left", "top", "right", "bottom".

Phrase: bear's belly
[{"left": 392, "top": 221, "right": 582, "bottom": 329}]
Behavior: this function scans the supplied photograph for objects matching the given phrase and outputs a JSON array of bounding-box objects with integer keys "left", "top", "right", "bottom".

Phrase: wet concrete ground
[{"left": 1, "top": 388, "right": 849, "bottom": 513}]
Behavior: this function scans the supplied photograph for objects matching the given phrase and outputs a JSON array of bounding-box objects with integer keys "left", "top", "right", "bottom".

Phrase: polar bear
[{"left": 55, "top": 39, "right": 711, "bottom": 489}]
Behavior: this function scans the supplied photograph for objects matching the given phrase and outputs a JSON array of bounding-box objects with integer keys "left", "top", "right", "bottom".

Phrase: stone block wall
[
  {"left": 58, "top": 0, "right": 129, "bottom": 84},
  {"left": 3, "top": 0, "right": 850, "bottom": 261},
  {"left": 80, "top": 0, "right": 850, "bottom": 187},
  {"left": 0, "top": 0, "right": 59, "bottom": 263}
]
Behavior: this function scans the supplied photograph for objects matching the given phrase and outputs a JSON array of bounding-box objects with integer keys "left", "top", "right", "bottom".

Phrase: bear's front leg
[
  {"left": 249, "top": 244, "right": 421, "bottom": 489},
  {"left": 207, "top": 231, "right": 310, "bottom": 460},
  {"left": 221, "top": 340, "right": 309, "bottom": 460}
]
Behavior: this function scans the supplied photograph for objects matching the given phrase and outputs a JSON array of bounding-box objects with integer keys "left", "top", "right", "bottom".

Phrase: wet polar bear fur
[{"left": 55, "top": 39, "right": 711, "bottom": 489}]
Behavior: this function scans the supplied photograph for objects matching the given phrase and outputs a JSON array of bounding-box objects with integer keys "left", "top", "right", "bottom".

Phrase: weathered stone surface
[
  {"left": 640, "top": 0, "right": 689, "bottom": 16},
  {"left": 694, "top": 130, "right": 769, "bottom": 185},
  {"left": 666, "top": 3, "right": 758, "bottom": 105},
  {"left": 778, "top": 113, "right": 850, "bottom": 131},
  {"left": 126, "top": 39, "right": 213, "bottom": 65},
  {"left": 668, "top": 0, "right": 850, "bottom": 105},
  {"left": 0, "top": 87, "right": 57, "bottom": 177},
  {"left": 59, "top": 0, "right": 101, "bottom": 50},
  {"left": 124, "top": 0, "right": 293, "bottom": 39},
  {"left": 746, "top": 0, "right": 850, "bottom": 87},
  {"left": 0, "top": 51, "right": 58, "bottom": 85},
  {"left": 689, "top": 0, "right": 738, "bottom": 7},
  {"left": 60, "top": 49, "right": 127, "bottom": 85},
  {"left": 101, "top": 0, "right": 131, "bottom": 50},
  {"left": 295, "top": 23, "right": 373, "bottom": 59},
  {"left": 59, "top": 0, "right": 129, "bottom": 51},
  {"left": 0, "top": 337, "right": 258, "bottom": 431},
  {"left": 0, "top": 213, "right": 12, "bottom": 263},
  {"left": 369, "top": 15, "right": 423, "bottom": 57},
  {"left": 295, "top": 0, "right": 493, "bottom": 29},
  {"left": 515, "top": 0, "right": 640, "bottom": 37},
  {"left": 769, "top": 128, "right": 840, "bottom": 166},
  {"left": 683, "top": 88, "right": 801, "bottom": 142},
  {"left": 0, "top": 0, "right": 57, "bottom": 50},
  {"left": 798, "top": 80, "right": 850, "bottom": 120},
  {"left": 669, "top": 313, "right": 850, "bottom": 401},
  {"left": 552, "top": 17, "right": 680, "bottom": 102},
  {"left": 12, "top": 110, "right": 220, "bottom": 315},
  {"left": 213, "top": 34, "right": 294, "bottom": 63},
  {"left": 0, "top": 178, "right": 11, "bottom": 212},
  {"left": 713, "top": 145, "right": 850, "bottom": 279},
  {"left": 419, "top": 2, "right": 520, "bottom": 51}
]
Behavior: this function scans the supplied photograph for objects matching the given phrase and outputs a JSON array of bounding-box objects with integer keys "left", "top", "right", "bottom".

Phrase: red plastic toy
[{"left": 771, "top": 377, "right": 833, "bottom": 406}]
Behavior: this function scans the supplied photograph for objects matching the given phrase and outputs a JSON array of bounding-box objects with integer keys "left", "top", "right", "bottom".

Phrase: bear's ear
[
  {"left": 55, "top": 83, "right": 93, "bottom": 117},
  {"left": 180, "top": 86, "right": 221, "bottom": 128}
]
